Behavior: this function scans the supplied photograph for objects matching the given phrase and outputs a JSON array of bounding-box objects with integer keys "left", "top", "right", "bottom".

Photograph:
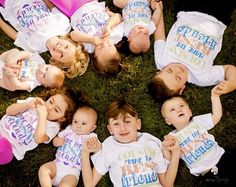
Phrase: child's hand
[
  {"left": 213, "top": 80, "right": 236, "bottom": 95},
  {"left": 92, "top": 36, "right": 102, "bottom": 46},
  {"left": 151, "top": 1, "right": 163, "bottom": 26},
  {"left": 102, "top": 26, "right": 111, "bottom": 39},
  {"left": 83, "top": 137, "right": 101, "bottom": 153},
  {"left": 53, "top": 137, "right": 64, "bottom": 147},
  {"left": 36, "top": 104, "right": 48, "bottom": 117},
  {"left": 163, "top": 135, "right": 180, "bottom": 152},
  {"left": 211, "top": 84, "right": 222, "bottom": 97},
  {"left": 29, "top": 97, "right": 45, "bottom": 109},
  {"left": 150, "top": 0, "right": 163, "bottom": 11},
  {"left": 6, "top": 50, "right": 32, "bottom": 69}
]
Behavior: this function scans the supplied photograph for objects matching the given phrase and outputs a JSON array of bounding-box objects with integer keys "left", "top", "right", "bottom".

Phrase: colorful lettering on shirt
[
  {"left": 169, "top": 25, "right": 217, "bottom": 68},
  {"left": 118, "top": 146, "right": 159, "bottom": 187},
  {"left": 176, "top": 122, "right": 215, "bottom": 168},
  {"left": 55, "top": 132, "right": 84, "bottom": 168},
  {"left": 16, "top": 1, "right": 51, "bottom": 35},
  {"left": 18, "top": 60, "right": 37, "bottom": 81},
  {"left": 123, "top": 0, "right": 151, "bottom": 26},
  {"left": 3, "top": 110, "right": 37, "bottom": 145},
  {"left": 75, "top": 10, "right": 108, "bottom": 37}
]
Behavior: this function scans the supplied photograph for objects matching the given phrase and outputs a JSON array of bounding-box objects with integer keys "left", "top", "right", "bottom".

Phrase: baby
[
  {"left": 113, "top": 0, "right": 162, "bottom": 54},
  {"left": 0, "top": 48, "right": 64, "bottom": 92},
  {"left": 38, "top": 105, "right": 98, "bottom": 187}
]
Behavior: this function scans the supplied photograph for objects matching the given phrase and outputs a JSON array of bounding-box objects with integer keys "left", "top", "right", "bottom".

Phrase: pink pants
[
  {"left": 50, "top": 0, "right": 93, "bottom": 17},
  {"left": 0, "top": 0, "right": 5, "bottom": 7},
  {"left": 0, "top": 137, "right": 13, "bottom": 165}
]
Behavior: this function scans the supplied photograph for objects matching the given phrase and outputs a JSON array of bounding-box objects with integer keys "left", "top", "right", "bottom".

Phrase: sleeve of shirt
[
  {"left": 44, "top": 121, "right": 60, "bottom": 144},
  {"left": 195, "top": 65, "right": 224, "bottom": 86},
  {"left": 192, "top": 113, "right": 214, "bottom": 130},
  {"left": 154, "top": 40, "right": 166, "bottom": 70},
  {"left": 149, "top": 21, "right": 156, "bottom": 35},
  {"left": 91, "top": 140, "right": 110, "bottom": 175}
]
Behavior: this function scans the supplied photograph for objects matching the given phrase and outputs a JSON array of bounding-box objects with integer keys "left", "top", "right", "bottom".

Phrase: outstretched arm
[
  {"left": 0, "top": 17, "right": 17, "bottom": 40},
  {"left": 154, "top": 3, "right": 166, "bottom": 41},
  {"left": 82, "top": 137, "right": 102, "bottom": 187},
  {"left": 70, "top": 31, "right": 102, "bottom": 46},
  {"left": 159, "top": 135, "right": 180, "bottom": 187},
  {"left": 215, "top": 65, "right": 236, "bottom": 95},
  {"left": 211, "top": 85, "right": 222, "bottom": 125}
]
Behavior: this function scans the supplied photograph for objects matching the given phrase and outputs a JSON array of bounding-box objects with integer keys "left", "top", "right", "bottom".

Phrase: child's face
[
  {"left": 107, "top": 113, "right": 141, "bottom": 143},
  {"left": 95, "top": 39, "right": 118, "bottom": 63},
  {"left": 71, "top": 109, "right": 97, "bottom": 135},
  {"left": 45, "top": 94, "right": 68, "bottom": 121},
  {"left": 162, "top": 97, "right": 192, "bottom": 128},
  {"left": 156, "top": 63, "right": 188, "bottom": 94},
  {"left": 36, "top": 64, "right": 62, "bottom": 87},
  {"left": 129, "top": 25, "right": 150, "bottom": 54},
  {"left": 47, "top": 36, "right": 76, "bottom": 66}
]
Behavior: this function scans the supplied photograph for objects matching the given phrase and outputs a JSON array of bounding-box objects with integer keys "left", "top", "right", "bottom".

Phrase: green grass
[{"left": 0, "top": 1, "right": 236, "bottom": 186}]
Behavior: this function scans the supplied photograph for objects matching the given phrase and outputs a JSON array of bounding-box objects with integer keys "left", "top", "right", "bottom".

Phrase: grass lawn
[{"left": 0, "top": 0, "right": 235, "bottom": 186}]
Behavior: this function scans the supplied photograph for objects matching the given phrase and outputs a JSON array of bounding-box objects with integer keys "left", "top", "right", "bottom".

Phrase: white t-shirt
[
  {"left": 170, "top": 114, "right": 224, "bottom": 176},
  {"left": 154, "top": 11, "right": 226, "bottom": 86},
  {"left": 0, "top": 97, "right": 60, "bottom": 160},
  {"left": 0, "top": 0, "right": 71, "bottom": 53},
  {"left": 71, "top": 1, "right": 123, "bottom": 53},
  {"left": 0, "top": 52, "right": 45, "bottom": 92},
  {"left": 55, "top": 125, "right": 97, "bottom": 170},
  {"left": 122, "top": 0, "right": 156, "bottom": 37},
  {"left": 91, "top": 132, "right": 167, "bottom": 187}
]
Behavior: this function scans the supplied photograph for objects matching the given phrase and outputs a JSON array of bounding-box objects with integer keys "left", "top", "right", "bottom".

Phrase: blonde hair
[{"left": 50, "top": 35, "right": 90, "bottom": 79}]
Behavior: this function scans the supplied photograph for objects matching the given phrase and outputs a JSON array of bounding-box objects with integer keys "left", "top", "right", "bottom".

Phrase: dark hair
[
  {"left": 105, "top": 99, "right": 138, "bottom": 120},
  {"left": 40, "top": 86, "right": 84, "bottom": 129},
  {"left": 148, "top": 75, "right": 181, "bottom": 103}
]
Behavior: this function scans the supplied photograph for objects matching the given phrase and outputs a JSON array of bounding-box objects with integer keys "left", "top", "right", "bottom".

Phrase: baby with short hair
[{"left": 0, "top": 48, "right": 64, "bottom": 92}]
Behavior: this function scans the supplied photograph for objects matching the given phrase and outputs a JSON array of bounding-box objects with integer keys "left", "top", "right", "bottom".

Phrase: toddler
[
  {"left": 113, "top": 0, "right": 162, "bottom": 54},
  {"left": 0, "top": 0, "right": 90, "bottom": 78},
  {"left": 0, "top": 48, "right": 64, "bottom": 92},
  {"left": 149, "top": 2, "right": 236, "bottom": 101},
  {"left": 82, "top": 99, "right": 180, "bottom": 187},
  {"left": 0, "top": 87, "right": 78, "bottom": 165},
  {"left": 38, "top": 105, "right": 98, "bottom": 187},
  {"left": 161, "top": 86, "right": 235, "bottom": 185}
]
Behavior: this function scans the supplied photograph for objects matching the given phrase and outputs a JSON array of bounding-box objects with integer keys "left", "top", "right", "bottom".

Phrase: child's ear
[
  {"left": 107, "top": 124, "right": 113, "bottom": 135},
  {"left": 165, "top": 118, "right": 172, "bottom": 125},
  {"left": 137, "top": 118, "right": 141, "bottom": 130},
  {"left": 179, "top": 85, "right": 186, "bottom": 95}
]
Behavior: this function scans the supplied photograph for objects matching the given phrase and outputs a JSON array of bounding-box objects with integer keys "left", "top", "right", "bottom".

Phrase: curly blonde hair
[{"left": 50, "top": 35, "right": 90, "bottom": 79}]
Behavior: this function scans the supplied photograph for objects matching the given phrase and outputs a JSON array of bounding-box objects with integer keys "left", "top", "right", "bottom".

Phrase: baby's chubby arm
[
  {"left": 211, "top": 85, "right": 222, "bottom": 126},
  {"left": 53, "top": 136, "right": 64, "bottom": 147},
  {"left": 82, "top": 137, "right": 103, "bottom": 187}
]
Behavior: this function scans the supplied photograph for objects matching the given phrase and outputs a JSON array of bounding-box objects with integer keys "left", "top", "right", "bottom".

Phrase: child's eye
[
  {"left": 113, "top": 123, "right": 119, "bottom": 126},
  {"left": 167, "top": 69, "right": 172, "bottom": 73},
  {"left": 65, "top": 45, "right": 68, "bottom": 49},
  {"left": 55, "top": 108, "right": 59, "bottom": 113},
  {"left": 170, "top": 108, "right": 175, "bottom": 112},
  {"left": 82, "top": 122, "right": 87, "bottom": 125},
  {"left": 49, "top": 99, "right": 53, "bottom": 104}
]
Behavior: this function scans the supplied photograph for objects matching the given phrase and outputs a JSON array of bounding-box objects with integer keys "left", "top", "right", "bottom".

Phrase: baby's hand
[
  {"left": 213, "top": 80, "right": 235, "bottom": 96},
  {"left": 83, "top": 137, "right": 101, "bottom": 153},
  {"left": 211, "top": 84, "right": 222, "bottom": 97},
  {"left": 92, "top": 36, "right": 102, "bottom": 46},
  {"left": 53, "top": 137, "right": 64, "bottom": 147},
  {"left": 6, "top": 50, "right": 32, "bottom": 69},
  {"left": 150, "top": 0, "right": 163, "bottom": 11},
  {"left": 29, "top": 97, "right": 45, "bottom": 109},
  {"left": 163, "top": 135, "right": 180, "bottom": 152},
  {"left": 102, "top": 26, "right": 111, "bottom": 39}
]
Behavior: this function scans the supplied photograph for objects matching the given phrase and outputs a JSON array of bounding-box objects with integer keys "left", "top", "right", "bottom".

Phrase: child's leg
[
  {"left": 0, "top": 0, "right": 5, "bottom": 7},
  {"left": 0, "top": 137, "right": 13, "bottom": 165},
  {"left": 38, "top": 161, "right": 57, "bottom": 186},
  {"left": 60, "top": 175, "right": 78, "bottom": 187}
]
